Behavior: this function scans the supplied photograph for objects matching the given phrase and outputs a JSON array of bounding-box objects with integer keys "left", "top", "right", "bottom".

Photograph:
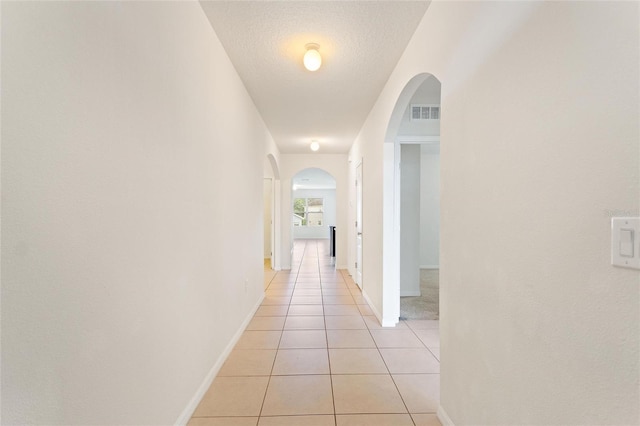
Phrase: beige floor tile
[
  {"left": 235, "top": 331, "right": 282, "bottom": 350},
  {"left": 279, "top": 330, "right": 327, "bottom": 349},
  {"left": 356, "top": 305, "right": 373, "bottom": 315},
  {"left": 246, "top": 316, "right": 286, "bottom": 331},
  {"left": 324, "top": 305, "right": 361, "bottom": 316},
  {"left": 262, "top": 296, "right": 292, "bottom": 306},
  {"left": 319, "top": 273, "right": 343, "bottom": 279},
  {"left": 327, "top": 330, "right": 376, "bottom": 348},
  {"left": 412, "top": 414, "right": 443, "bottom": 426},
  {"left": 258, "top": 415, "right": 335, "bottom": 426},
  {"left": 295, "top": 282, "right": 322, "bottom": 289},
  {"left": 320, "top": 276, "right": 344, "bottom": 281},
  {"left": 321, "top": 282, "right": 349, "bottom": 289},
  {"left": 188, "top": 417, "right": 258, "bottom": 426},
  {"left": 266, "top": 282, "right": 296, "bottom": 289},
  {"left": 413, "top": 329, "right": 440, "bottom": 348},
  {"left": 405, "top": 320, "right": 439, "bottom": 330},
  {"left": 332, "top": 375, "right": 407, "bottom": 414},
  {"left": 261, "top": 375, "right": 334, "bottom": 416},
  {"left": 270, "top": 277, "right": 297, "bottom": 283},
  {"left": 291, "top": 296, "right": 323, "bottom": 305},
  {"left": 429, "top": 347, "right": 440, "bottom": 361},
  {"left": 218, "top": 349, "right": 276, "bottom": 376},
  {"left": 322, "top": 295, "right": 355, "bottom": 305},
  {"left": 288, "top": 305, "right": 324, "bottom": 316},
  {"left": 321, "top": 288, "right": 351, "bottom": 295},
  {"left": 369, "top": 330, "right": 424, "bottom": 348},
  {"left": 352, "top": 296, "right": 367, "bottom": 305},
  {"left": 379, "top": 349, "right": 440, "bottom": 374},
  {"left": 325, "top": 316, "right": 366, "bottom": 330},
  {"left": 255, "top": 305, "right": 289, "bottom": 317},
  {"left": 265, "top": 289, "right": 294, "bottom": 297},
  {"left": 336, "top": 414, "right": 414, "bottom": 425},
  {"left": 284, "top": 316, "right": 326, "bottom": 330},
  {"left": 192, "top": 376, "right": 268, "bottom": 417},
  {"left": 296, "top": 278, "right": 322, "bottom": 283},
  {"left": 329, "top": 349, "right": 388, "bottom": 374},
  {"left": 363, "top": 316, "right": 408, "bottom": 330},
  {"left": 292, "top": 289, "right": 322, "bottom": 296},
  {"left": 272, "top": 349, "right": 330, "bottom": 375},
  {"left": 393, "top": 374, "right": 439, "bottom": 413}
]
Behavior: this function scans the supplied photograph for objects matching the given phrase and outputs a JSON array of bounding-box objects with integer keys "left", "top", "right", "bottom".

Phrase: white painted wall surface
[
  {"left": 349, "top": 1, "right": 639, "bottom": 424},
  {"left": 400, "top": 145, "right": 421, "bottom": 296},
  {"left": 280, "top": 154, "right": 348, "bottom": 270},
  {"left": 292, "top": 189, "right": 337, "bottom": 240},
  {"left": 420, "top": 149, "right": 440, "bottom": 268},
  {"left": 1, "top": 2, "right": 274, "bottom": 424}
]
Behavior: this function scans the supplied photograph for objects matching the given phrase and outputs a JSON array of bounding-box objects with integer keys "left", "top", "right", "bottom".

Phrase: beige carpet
[{"left": 400, "top": 269, "right": 439, "bottom": 320}]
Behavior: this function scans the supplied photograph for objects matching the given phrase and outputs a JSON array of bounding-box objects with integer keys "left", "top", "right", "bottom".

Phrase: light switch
[
  {"left": 612, "top": 217, "right": 640, "bottom": 269},
  {"left": 620, "top": 229, "right": 634, "bottom": 257}
]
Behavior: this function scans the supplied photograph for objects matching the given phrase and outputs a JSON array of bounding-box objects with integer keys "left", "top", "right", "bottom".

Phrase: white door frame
[
  {"left": 381, "top": 136, "right": 440, "bottom": 326},
  {"left": 355, "top": 161, "right": 363, "bottom": 289}
]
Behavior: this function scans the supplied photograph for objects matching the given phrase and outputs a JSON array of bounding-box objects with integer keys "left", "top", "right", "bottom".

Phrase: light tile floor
[{"left": 190, "top": 240, "right": 441, "bottom": 426}]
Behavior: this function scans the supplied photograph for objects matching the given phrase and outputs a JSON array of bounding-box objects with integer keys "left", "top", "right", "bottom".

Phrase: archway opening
[
  {"left": 290, "top": 168, "right": 337, "bottom": 270},
  {"left": 382, "top": 73, "right": 441, "bottom": 325}
]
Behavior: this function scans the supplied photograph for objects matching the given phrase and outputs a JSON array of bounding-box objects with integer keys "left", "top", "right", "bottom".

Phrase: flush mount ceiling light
[
  {"left": 303, "top": 43, "right": 322, "bottom": 71},
  {"left": 310, "top": 140, "right": 320, "bottom": 151}
]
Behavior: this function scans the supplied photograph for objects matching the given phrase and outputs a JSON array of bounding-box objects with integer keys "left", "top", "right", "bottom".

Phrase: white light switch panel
[{"left": 612, "top": 217, "right": 640, "bottom": 269}]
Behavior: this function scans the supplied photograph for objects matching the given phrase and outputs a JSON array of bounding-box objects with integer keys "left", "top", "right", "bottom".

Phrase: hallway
[{"left": 189, "top": 240, "right": 441, "bottom": 426}]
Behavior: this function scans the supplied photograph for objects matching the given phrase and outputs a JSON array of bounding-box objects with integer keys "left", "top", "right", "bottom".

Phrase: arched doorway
[
  {"left": 382, "top": 73, "right": 441, "bottom": 324},
  {"left": 290, "top": 168, "right": 337, "bottom": 271}
]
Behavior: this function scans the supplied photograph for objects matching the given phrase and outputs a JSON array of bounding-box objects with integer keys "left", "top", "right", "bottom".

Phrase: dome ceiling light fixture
[
  {"left": 310, "top": 140, "right": 320, "bottom": 152},
  {"left": 303, "top": 43, "right": 322, "bottom": 71}
]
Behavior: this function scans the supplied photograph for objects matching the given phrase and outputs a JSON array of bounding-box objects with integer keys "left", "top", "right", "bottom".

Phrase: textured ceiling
[{"left": 200, "top": 1, "right": 430, "bottom": 154}]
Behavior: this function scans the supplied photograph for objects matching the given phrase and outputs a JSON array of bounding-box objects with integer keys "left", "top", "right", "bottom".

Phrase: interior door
[{"left": 355, "top": 162, "right": 363, "bottom": 289}]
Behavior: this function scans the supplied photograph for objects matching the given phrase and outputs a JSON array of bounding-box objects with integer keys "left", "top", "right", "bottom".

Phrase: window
[
  {"left": 411, "top": 104, "right": 440, "bottom": 121},
  {"left": 293, "top": 198, "right": 323, "bottom": 227}
]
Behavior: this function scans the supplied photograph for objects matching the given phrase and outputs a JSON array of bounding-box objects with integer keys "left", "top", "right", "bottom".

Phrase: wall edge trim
[
  {"left": 174, "top": 294, "right": 265, "bottom": 426},
  {"left": 438, "top": 405, "right": 455, "bottom": 426}
]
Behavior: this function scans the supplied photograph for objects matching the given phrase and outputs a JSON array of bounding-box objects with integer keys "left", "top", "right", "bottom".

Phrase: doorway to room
[
  {"left": 355, "top": 161, "right": 363, "bottom": 290},
  {"left": 290, "top": 168, "right": 337, "bottom": 264},
  {"left": 264, "top": 153, "right": 280, "bottom": 288},
  {"left": 382, "top": 73, "right": 441, "bottom": 323}
]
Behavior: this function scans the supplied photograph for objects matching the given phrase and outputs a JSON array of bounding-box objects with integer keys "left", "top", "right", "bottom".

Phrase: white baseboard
[
  {"left": 400, "top": 290, "right": 421, "bottom": 297},
  {"left": 438, "top": 405, "right": 455, "bottom": 426},
  {"left": 174, "top": 294, "right": 265, "bottom": 426},
  {"left": 361, "top": 290, "right": 383, "bottom": 324},
  {"left": 361, "top": 291, "right": 398, "bottom": 327},
  {"left": 420, "top": 265, "right": 440, "bottom": 269}
]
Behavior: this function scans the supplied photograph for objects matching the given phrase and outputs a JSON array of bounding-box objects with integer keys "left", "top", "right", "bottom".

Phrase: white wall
[
  {"left": 349, "top": 1, "right": 639, "bottom": 424},
  {"left": 280, "top": 154, "right": 348, "bottom": 269},
  {"left": 400, "top": 145, "right": 421, "bottom": 296},
  {"left": 420, "top": 148, "right": 440, "bottom": 268},
  {"left": 292, "top": 188, "right": 336, "bottom": 240},
  {"left": 1, "top": 2, "right": 274, "bottom": 424}
]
